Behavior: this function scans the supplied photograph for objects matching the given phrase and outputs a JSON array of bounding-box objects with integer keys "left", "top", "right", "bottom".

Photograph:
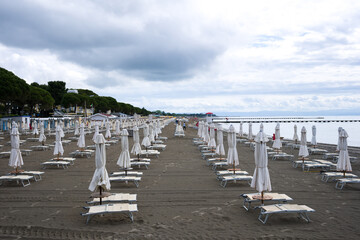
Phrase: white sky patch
[{"left": 1, "top": 0, "right": 360, "bottom": 114}]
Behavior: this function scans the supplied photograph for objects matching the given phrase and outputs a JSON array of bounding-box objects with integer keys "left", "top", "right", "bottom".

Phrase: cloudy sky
[{"left": 1, "top": 0, "right": 360, "bottom": 115}]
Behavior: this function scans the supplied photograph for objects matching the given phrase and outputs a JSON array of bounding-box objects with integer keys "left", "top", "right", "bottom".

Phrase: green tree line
[{"left": 0, "top": 67, "right": 151, "bottom": 117}]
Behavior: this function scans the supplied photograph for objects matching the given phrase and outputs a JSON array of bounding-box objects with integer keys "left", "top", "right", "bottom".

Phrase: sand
[{"left": 0, "top": 122, "right": 360, "bottom": 239}]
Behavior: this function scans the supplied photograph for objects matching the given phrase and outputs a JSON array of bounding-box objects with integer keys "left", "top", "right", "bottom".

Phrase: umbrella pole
[
  {"left": 343, "top": 170, "right": 346, "bottom": 178},
  {"left": 233, "top": 162, "right": 235, "bottom": 174},
  {"left": 99, "top": 187, "right": 102, "bottom": 205},
  {"left": 57, "top": 153, "right": 60, "bottom": 161},
  {"left": 261, "top": 191, "right": 264, "bottom": 205}
]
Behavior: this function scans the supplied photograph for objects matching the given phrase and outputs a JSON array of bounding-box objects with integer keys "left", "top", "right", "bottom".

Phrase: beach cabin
[{"left": 0, "top": 116, "right": 30, "bottom": 132}]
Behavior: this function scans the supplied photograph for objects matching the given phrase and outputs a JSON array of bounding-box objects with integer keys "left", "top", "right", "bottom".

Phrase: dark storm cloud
[{"left": 0, "top": 0, "right": 224, "bottom": 81}]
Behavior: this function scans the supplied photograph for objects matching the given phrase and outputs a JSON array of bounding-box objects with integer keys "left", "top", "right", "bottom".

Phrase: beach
[{"left": 0, "top": 122, "right": 360, "bottom": 239}]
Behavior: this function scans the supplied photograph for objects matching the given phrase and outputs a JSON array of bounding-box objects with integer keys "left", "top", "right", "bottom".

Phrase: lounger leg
[
  {"left": 134, "top": 181, "right": 139, "bottom": 188},
  {"left": 128, "top": 212, "right": 134, "bottom": 222},
  {"left": 258, "top": 213, "right": 270, "bottom": 224},
  {"left": 86, "top": 215, "right": 92, "bottom": 224},
  {"left": 335, "top": 181, "right": 344, "bottom": 190},
  {"left": 298, "top": 212, "right": 311, "bottom": 223},
  {"left": 243, "top": 200, "right": 251, "bottom": 211}
]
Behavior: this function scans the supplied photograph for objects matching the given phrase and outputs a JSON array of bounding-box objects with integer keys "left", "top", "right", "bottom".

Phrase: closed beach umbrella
[
  {"left": 336, "top": 127, "right": 343, "bottom": 151},
  {"left": 311, "top": 125, "right": 317, "bottom": 146},
  {"left": 92, "top": 123, "right": 100, "bottom": 143},
  {"left": 9, "top": 122, "right": 23, "bottom": 172},
  {"left": 227, "top": 125, "right": 239, "bottom": 172},
  {"left": 89, "top": 134, "right": 111, "bottom": 204},
  {"left": 54, "top": 124, "right": 64, "bottom": 159},
  {"left": 149, "top": 122, "right": 155, "bottom": 143},
  {"left": 260, "top": 123, "right": 264, "bottom": 132},
  {"left": 141, "top": 123, "right": 151, "bottom": 149},
  {"left": 208, "top": 123, "right": 216, "bottom": 149},
  {"left": 32, "top": 121, "right": 39, "bottom": 136},
  {"left": 117, "top": 129, "right": 131, "bottom": 171},
  {"left": 74, "top": 120, "right": 79, "bottom": 136},
  {"left": 39, "top": 121, "right": 46, "bottom": 145},
  {"left": 215, "top": 125, "right": 225, "bottom": 158},
  {"left": 293, "top": 124, "right": 299, "bottom": 143},
  {"left": 336, "top": 128, "right": 352, "bottom": 175},
  {"left": 197, "top": 121, "right": 203, "bottom": 138},
  {"left": 299, "top": 126, "right": 309, "bottom": 159},
  {"left": 248, "top": 123, "right": 253, "bottom": 141},
  {"left": 202, "top": 122, "right": 210, "bottom": 143},
  {"left": 47, "top": 120, "right": 51, "bottom": 136},
  {"left": 59, "top": 121, "right": 65, "bottom": 138},
  {"left": 131, "top": 126, "right": 142, "bottom": 156},
  {"left": 239, "top": 122, "right": 243, "bottom": 137},
  {"left": 272, "top": 123, "right": 282, "bottom": 151},
  {"left": 105, "top": 121, "right": 111, "bottom": 139},
  {"left": 115, "top": 120, "right": 121, "bottom": 136},
  {"left": 251, "top": 127, "right": 271, "bottom": 202},
  {"left": 77, "top": 122, "right": 86, "bottom": 150}
]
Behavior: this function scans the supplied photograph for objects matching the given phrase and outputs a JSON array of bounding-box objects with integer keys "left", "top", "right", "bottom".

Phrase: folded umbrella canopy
[
  {"left": 105, "top": 121, "right": 111, "bottom": 140},
  {"left": 131, "top": 125, "right": 142, "bottom": 157},
  {"left": 251, "top": 126, "right": 272, "bottom": 203},
  {"left": 197, "top": 121, "right": 203, "bottom": 138},
  {"left": 227, "top": 125, "right": 239, "bottom": 173},
  {"left": 248, "top": 123, "right": 253, "bottom": 141},
  {"left": 54, "top": 124, "right": 64, "bottom": 159},
  {"left": 208, "top": 123, "right": 217, "bottom": 150},
  {"left": 117, "top": 129, "right": 131, "bottom": 174},
  {"left": 74, "top": 120, "right": 79, "bottom": 136},
  {"left": 293, "top": 124, "right": 299, "bottom": 143},
  {"left": 215, "top": 125, "right": 225, "bottom": 159},
  {"left": 89, "top": 134, "right": 111, "bottom": 204},
  {"left": 272, "top": 123, "right": 282, "bottom": 151},
  {"left": 92, "top": 123, "right": 100, "bottom": 143},
  {"left": 336, "top": 128, "right": 352, "bottom": 176},
  {"left": 298, "top": 126, "right": 309, "bottom": 161},
  {"left": 32, "top": 120, "right": 39, "bottom": 136},
  {"left": 336, "top": 127, "right": 343, "bottom": 151},
  {"left": 311, "top": 125, "right": 317, "bottom": 147},
  {"left": 202, "top": 122, "right": 210, "bottom": 143},
  {"left": 239, "top": 122, "right": 243, "bottom": 137},
  {"left": 141, "top": 123, "right": 151, "bottom": 150},
  {"left": 9, "top": 122, "right": 24, "bottom": 173},
  {"left": 115, "top": 120, "right": 121, "bottom": 136},
  {"left": 39, "top": 121, "right": 46, "bottom": 145},
  {"left": 77, "top": 122, "right": 86, "bottom": 150}
]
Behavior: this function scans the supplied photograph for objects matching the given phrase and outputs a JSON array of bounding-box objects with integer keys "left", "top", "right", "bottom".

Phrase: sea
[{"left": 219, "top": 115, "right": 360, "bottom": 148}]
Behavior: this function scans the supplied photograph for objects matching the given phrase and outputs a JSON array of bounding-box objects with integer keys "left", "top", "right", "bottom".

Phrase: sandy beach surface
[{"left": 0, "top": 122, "right": 359, "bottom": 239}]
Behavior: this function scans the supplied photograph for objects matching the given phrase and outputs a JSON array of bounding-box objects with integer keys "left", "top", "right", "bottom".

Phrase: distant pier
[{"left": 211, "top": 117, "right": 360, "bottom": 124}]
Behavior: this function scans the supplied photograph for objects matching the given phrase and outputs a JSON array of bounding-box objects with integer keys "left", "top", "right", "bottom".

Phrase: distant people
[
  {"left": 272, "top": 133, "right": 275, "bottom": 140},
  {"left": 183, "top": 122, "right": 186, "bottom": 131}
]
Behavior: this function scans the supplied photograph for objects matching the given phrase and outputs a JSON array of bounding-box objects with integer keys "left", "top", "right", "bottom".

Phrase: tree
[
  {"left": 61, "top": 93, "right": 81, "bottom": 108},
  {"left": 47, "top": 81, "right": 67, "bottom": 105},
  {"left": 27, "top": 85, "right": 55, "bottom": 116}
]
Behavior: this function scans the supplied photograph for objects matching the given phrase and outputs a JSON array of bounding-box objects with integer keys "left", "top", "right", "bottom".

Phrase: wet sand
[{"left": 0, "top": 122, "right": 359, "bottom": 239}]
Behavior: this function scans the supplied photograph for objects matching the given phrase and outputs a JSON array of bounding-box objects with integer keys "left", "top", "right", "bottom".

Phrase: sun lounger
[
  {"left": 50, "top": 157, "right": 76, "bottom": 165},
  {"left": 312, "top": 159, "right": 336, "bottom": 169},
  {"left": 139, "top": 150, "right": 160, "bottom": 158},
  {"left": 53, "top": 140, "right": 71, "bottom": 145},
  {"left": 292, "top": 160, "right": 315, "bottom": 168},
  {"left": 201, "top": 152, "right": 217, "bottom": 159},
  {"left": 321, "top": 172, "right": 358, "bottom": 182},
  {"left": 216, "top": 170, "right": 248, "bottom": 180},
  {"left": 70, "top": 150, "right": 94, "bottom": 158},
  {"left": 303, "top": 162, "right": 331, "bottom": 172},
  {"left": 82, "top": 203, "right": 138, "bottom": 224},
  {"left": 109, "top": 176, "right": 141, "bottom": 188},
  {"left": 149, "top": 144, "right": 166, "bottom": 151},
  {"left": 87, "top": 193, "right": 137, "bottom": 204},
  {"left": 308, "top": 148, "right": 328, "bottom": 155},
  {"left": 0, "top": 175, "right": 33, "bottom": 187},
  {"left": 335, "top": 178, "right": 360, "bottom": 190},
  {"left": 17, "top": 171, "right": 45, "bottom": 181},
  {"left": 153, "top": 140, "right": 164, "bottom": 144},
  {"left": 30, "top": 145, "right": 50, "bottom": 151},
  {"left": 86, "top": 144, "right": 110, "bottom": 150},
  {"left": 174, "top": 133, "right": 185, "bottom": 137},
  {"left": 20, "top": 149, "right": 32, "bottom": 156},
  {"left": 105, "top": 140, "right": 118, "bottom": 145},
  {"left": 68, "top": 136, "right": 78, "bottom": 141},
  {"left": 111, "top": 171, "right": 143, "bottom": 177},
  {"left": 207, "top": 158, "right": 227, "bottom": 166},
  {"left": 130, "top": 158, "right": 151, "bottom": 162},
  {"left": 322, "top": 153, "right": 338, "bottom": 160},
  {"left": 291, "top": 143, "right": 301, "bottom": 149},
  {"left": 26, "top": 137, "right": 40, "bottom": 142},
  {"left": 258, "top": 204, "right": 315, "bottom": 224},
  {"left": 220, "top": 175, "right": 253, "bottom": 188},
  {"left": 41, "top": 161, "right": 71, "bottom": 169},
  {"left": 334, "top": 155, "right": 357, "bottom": 163},
  {"left": 157, "top": 136, "right": 168, "bottom": 141},
  {"left": 6, "top": 140, "right": 26, "bottom": 146},
  {"left": 130, "top": 161, "right": 150, "bottom": 169},
  {"left": 241, "top": 193, "right": 293, "bottom": 211},
  {"left": 0, "top": 151, "right": 11, "bottom": 158},
  {"left": 272, "top": 153, "right": 294, "bottom": 161},
  {"left": 212, "top": 162, "right": 229, "bottom": 171}
]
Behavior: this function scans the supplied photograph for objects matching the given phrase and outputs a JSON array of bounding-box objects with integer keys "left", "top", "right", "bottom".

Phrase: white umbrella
[
  {"left": 9, "top": 122, "right": 24, "bottom": 173},
  {"left": 38, "top": 121, "right": 46, "bottom": 145},
  {"left": 149, "top": 122, "right": 155, "bottom": 143},
  {"left": 248, "top": 123, "right": 253, "bottom": 141},
  {"left": 293, "top": 124, "right": 299, "bottom": 143},
  {"left": 32, "top": 121, "right": 39, "bottom": 136},
  {"left": 47, "top": 120, "right": 51, "bottom": 136},
  {"left": 59, "top": 121, "right": 65, "bottom": 138},
  {"left": 272, "top": 123, "right": 282, "bottom": 151},
  {"left": 74, "top": 120, "right": 79, "bottom": 136},
  {"left": 197, "top": 121, "right": 203, "bottom": 138},
  {"left": 298, "top": 126, "right": 309, "bottom": 161},
  {"left": 260, "top": 123, "right": 264, "bottom": 132},
  {"left": 239, "top": 122, "right": 243, "bottom": 137},
  {"left": 336, "top": 127, "right": 343, "bottom": 151},
  {"left": 105, "top": 121, "right": 111, "bottom": 140},
  {"left": 227, "top": 125, "right": 239, "bottom": 173},
  {"left": 117, "top": 129, "right": 131, "bottom": 174},
  {"left": 77, "top": 122, "right": 86, "bottom": 150},
  {"left": 92, "top": 123, "right": 100, "bottom": 143},
  {"left": 175, "top": 122, "right": 184, "bottom": 135},
  {"left": 131, "top": 125, "right": 142, "bottom": 158},
  {"left": 54, "top": 124, "right": 64, "bottom": 159},
  {"left": 141, "top": 123, "right": 151, "bottom": 150},
  {"left": 208, "top": 123, "right": 217, "bottom": 150},
  {"left": 89, "top": 133, "right": 111, "bottom": 204},
  {"left": 115, "top": 120, "right": 121, "bottom": 136},
  {"left": 311, "top": 125, "right": 317, "bottom": 147},
  {"left": 336, "top": 128, "right": 352, "bottom": 176},
  {"left": 202, "top": 122, "right": 210, "bottom": 143},
  {"left": 251, "top": 127, "right": 272, "bottom": 203},
  {"left": 215, "top": 125, "right": 225, "bottom": 159}
]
